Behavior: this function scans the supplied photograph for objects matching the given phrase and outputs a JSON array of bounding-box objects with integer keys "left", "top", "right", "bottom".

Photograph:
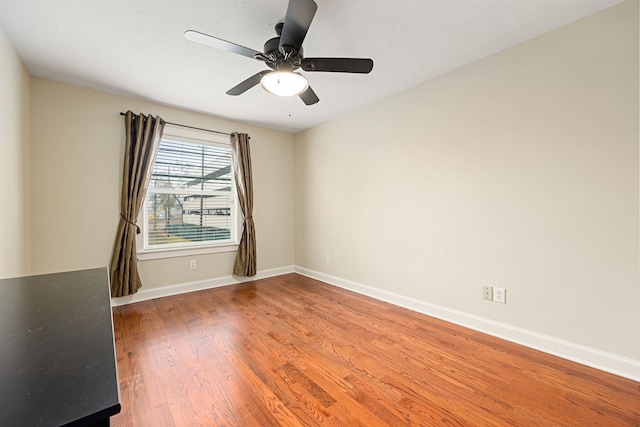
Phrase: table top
[{"left": 0, "top": 268, "right": 121, "bottom": 427}]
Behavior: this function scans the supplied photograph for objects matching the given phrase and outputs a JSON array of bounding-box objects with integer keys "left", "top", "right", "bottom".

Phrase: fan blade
[
  {"left": 279, "top": 0, "right": 317, "bottom": 54},
  {"left": 226, "top": 71, "right": 271, "bottom": 96},
  {"left": 301, "top": 58, "right": 374, "bottom": 74},
  {"left": 185, "top": 30, "right": 262, "bottom": 60},
  {"left": 299, "top": 86, "right": 319, "bottom": 105}
]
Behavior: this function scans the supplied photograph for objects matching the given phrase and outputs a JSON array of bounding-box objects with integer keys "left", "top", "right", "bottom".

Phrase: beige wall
[
  {"left": 295, "top": 2, "right": 639, "bottom": 360},
  {"left": 30, "top": 79, "right": 295, "bottom": 288},
  {"left": 0, "top": 25, "right": 30, "bottom": 279}
]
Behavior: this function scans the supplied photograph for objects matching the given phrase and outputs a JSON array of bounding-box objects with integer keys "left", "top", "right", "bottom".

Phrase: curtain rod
[{"left": 119, "top": 112, "right": 232, "bottom": 137}]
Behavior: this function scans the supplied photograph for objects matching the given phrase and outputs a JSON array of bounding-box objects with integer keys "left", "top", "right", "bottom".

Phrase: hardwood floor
[{"left": 111, "top": 273, "right": 639, "bottom": 426}]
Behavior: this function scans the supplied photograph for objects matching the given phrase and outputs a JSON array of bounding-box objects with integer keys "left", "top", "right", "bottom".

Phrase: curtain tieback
[
  {"left": 120, "top": 213, "right": 141, "bottom": 234},
  {"left": 243, "top": 216, "right": 253, "bottom": 226}
]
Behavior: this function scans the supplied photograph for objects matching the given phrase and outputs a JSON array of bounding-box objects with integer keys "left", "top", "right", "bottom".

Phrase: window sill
[{"left": 137, "top": 243, "right": 239, "bottom": 261}]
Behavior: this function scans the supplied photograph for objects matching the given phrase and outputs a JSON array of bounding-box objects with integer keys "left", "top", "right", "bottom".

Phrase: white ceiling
[{"left": 0, "top": 0, "right": 621, "bottom": 134}]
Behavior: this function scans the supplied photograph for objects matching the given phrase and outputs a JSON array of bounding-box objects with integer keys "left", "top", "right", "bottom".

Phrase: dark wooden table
[{"left": 0, "top": 268, "right": 120, "bottom": 426}]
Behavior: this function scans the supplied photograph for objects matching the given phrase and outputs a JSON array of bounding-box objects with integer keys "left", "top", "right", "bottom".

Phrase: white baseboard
[
  {"left": 110, "top": 265, "right": 295, "bottom": 307},
  {"left": 294, "top": 266, "right": 640, "bottom": 382}
]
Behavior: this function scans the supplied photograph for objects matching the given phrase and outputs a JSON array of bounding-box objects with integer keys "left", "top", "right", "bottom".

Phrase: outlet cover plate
[{"left": 482, "top": 286, "right": 493, "bottom": 301}]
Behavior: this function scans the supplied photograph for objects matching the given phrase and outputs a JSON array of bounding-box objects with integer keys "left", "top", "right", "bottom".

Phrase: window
[{"left": 138, "top": 124, "right": 239, "bottom": 259}]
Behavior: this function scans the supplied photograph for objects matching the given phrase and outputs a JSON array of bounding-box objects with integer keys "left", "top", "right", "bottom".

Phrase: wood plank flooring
[{"left": 111, "top": 273, "right": 640, "bottom": 426}]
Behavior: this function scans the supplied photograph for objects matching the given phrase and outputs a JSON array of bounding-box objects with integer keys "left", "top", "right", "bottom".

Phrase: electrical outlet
[
  {"left": 326, "top": 254, "right": 331, "bottom": 264},
  {"left": 482, "top": 286, "right": 493, "bottom": 301},
  {"left": 189, "top": 260, "right": 197, "bottom": 270},
  {"left": 493, "top": 287, "right": 506, "bottom": 304}
]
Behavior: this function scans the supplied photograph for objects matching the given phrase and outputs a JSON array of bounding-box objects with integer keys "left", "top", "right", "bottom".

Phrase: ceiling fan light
[{"left": 260, "top": 71, "right": 308, "bottom": 97}]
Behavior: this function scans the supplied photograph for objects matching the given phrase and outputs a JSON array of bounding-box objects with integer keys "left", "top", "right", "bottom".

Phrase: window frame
[{"left": 136, "top": 124, "right": 240, "bottom": 261}]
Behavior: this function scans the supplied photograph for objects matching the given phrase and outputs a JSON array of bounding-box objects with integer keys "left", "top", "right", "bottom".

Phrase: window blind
[{"left": 143, "top": 133, "right": 237, "bottom": 249}]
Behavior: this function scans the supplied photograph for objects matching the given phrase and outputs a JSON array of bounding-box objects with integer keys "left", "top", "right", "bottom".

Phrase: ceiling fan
[{"left": 184, "top": 0, "right": 374, "bottom": 105}]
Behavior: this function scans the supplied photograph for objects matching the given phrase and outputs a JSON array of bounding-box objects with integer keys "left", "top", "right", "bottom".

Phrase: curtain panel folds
[
  {"left": 109, "top": 111, "right": 165, "bottom": 297},
  {"left": 231, "top": 133, "right": 257, "bottom": 276}
]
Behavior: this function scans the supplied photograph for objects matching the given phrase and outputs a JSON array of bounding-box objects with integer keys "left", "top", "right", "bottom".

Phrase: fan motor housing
[
  {"left": 263, "top": 37, "right": 280, "bottom": 55},
  {"left": 263, "top": 36, "right": 303, "bottom": 70}
]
